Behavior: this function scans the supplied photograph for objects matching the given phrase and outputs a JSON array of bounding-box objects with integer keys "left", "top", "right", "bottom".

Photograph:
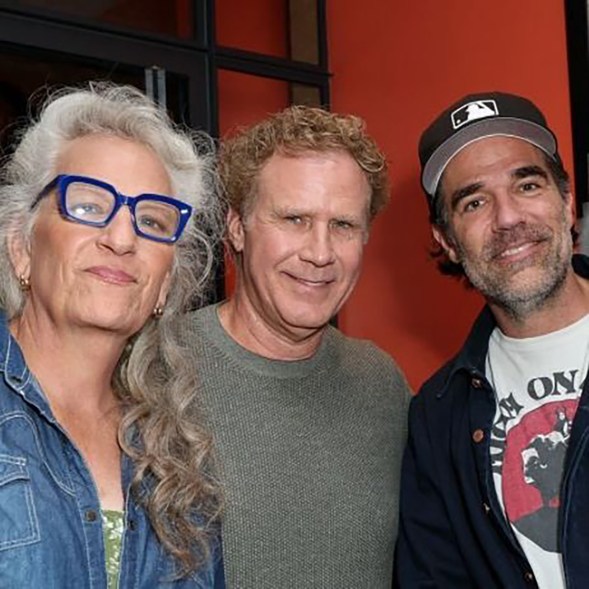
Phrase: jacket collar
[
  {"left": 436, "top": 253, "right": 589, "bottom": 398},
  {"left": 0, "top": 310, "right": 29, "bottom": 386}
]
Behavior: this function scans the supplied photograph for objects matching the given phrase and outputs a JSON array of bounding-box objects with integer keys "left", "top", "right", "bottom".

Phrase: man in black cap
[{"left": 395, "top": 92, "right": 589, "bottom": 588}]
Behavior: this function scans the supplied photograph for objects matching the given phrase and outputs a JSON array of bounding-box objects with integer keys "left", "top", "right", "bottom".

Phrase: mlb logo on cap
[
  {"left": 451, "top": 100, "right": 498, "bottom": 130},
  {"left": 419, "top": 91, "right": 559, "bottom": 200}
]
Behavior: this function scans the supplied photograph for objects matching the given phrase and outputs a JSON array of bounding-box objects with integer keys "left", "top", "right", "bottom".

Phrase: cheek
[
  {"left": 30, "top": 229, "right": 75, "bottom": 281},
  {"left": 449, "top": 219, "right": 486, "bottom": 254},
  {"left": 150, "top": 251, "right": 174, "bottom": 288},
  {"left": 248, "top": 229, "right": 295, "bottom": 263},
  {"left": 339, "top": 243, "right": 364, "bottom": 280}
]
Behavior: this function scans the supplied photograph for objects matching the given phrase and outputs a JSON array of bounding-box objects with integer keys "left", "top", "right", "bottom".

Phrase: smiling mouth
[
  {"left": 486, "top": 223, "right": 553, "bottom": 263},
  {"left": 488, "top": 231, "right": 552, "bottom": 263},
  {"left": 286, "top": 273, "right": 334, "bottom": 286},
  {"left": 495, "top": 241, "right": 538, "bottom": 259},
  {"left": 86, "top": 266, "right": 136, "bottom": 285}
]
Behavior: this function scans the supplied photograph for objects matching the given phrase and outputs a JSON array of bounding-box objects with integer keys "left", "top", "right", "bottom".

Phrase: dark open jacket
[{"left": 395, "top": 255, "right": 589, "bottom": 589}]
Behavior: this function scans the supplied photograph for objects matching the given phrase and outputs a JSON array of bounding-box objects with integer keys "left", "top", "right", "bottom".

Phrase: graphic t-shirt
[{"left": 487, "top": 313, "right": 589, "bottom": 589}]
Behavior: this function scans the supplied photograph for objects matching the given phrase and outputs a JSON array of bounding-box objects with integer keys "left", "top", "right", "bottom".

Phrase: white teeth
[{"left": 500, "top": 243, "right": 530, "bottom": 257}]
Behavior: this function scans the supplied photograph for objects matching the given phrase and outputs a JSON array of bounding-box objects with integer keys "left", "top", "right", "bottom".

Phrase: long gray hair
[{"left": 0, "top": 82, "right": 223, "bottom": 574}]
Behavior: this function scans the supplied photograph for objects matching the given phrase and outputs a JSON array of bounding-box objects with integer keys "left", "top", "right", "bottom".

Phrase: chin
[
  {"left": 78, "top": 310, "right": 148, "bottom": 336},
  {"left": 284, "top": 310, "right": 335, "bottom": 332}
]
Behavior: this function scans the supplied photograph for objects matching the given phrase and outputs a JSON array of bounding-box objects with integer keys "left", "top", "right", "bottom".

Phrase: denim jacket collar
[{"left": 0, "top": 311, "right": 60, "bottom": 426}]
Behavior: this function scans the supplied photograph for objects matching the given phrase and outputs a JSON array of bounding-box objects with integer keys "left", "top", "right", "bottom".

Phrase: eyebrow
[
  {"left": 271, "top": 205, "right": 304, "bottom": 217},
  {"left": 511, "top": 165, "right": 549, "bottom": 181}
]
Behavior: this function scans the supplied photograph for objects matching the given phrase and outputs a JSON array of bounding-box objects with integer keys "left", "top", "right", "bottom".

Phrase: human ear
[
  {"left": 155, "top": 270, "right": 172, "bottom": 309},
  {"left": 7, "top": 226, "right": 31, "bottom": 281},
  {"left": 432, "top": 225, "right": 460, "bottom": 264},
  {"left": 564, "top": 191, "right": 575, "bottom": 232},
  {"left": 227, "top": 207, "right": 245, "bottom": 253}
]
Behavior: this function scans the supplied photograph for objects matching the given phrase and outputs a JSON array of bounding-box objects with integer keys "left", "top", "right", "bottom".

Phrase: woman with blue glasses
[{"left": 0, "top": 83, "right": 225, "bottom": 587}]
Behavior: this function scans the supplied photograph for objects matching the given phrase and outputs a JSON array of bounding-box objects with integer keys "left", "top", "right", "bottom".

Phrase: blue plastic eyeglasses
[{"left": 32, "top": 174, "right": 193, "bottom": 243}]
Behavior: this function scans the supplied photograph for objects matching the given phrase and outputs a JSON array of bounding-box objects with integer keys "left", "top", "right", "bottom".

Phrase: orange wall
[
  {"left": 216, "top": 0, "right": 287, "bottom": 57},
  {"left": 327, "top": 0, "right": 573, "bottom": 389}
]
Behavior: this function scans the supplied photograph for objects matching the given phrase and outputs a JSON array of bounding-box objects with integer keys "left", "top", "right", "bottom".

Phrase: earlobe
[
  {"left": 227, "top": 208, "right": 245, "bottom": 253},
  {"left": 432, "top": 225, "right": 460, "bottom": 264}
]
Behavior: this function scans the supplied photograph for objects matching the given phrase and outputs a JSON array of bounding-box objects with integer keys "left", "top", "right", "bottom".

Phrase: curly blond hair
[{"left": 219, "top": 105, "right": 390, "bottom": 220}]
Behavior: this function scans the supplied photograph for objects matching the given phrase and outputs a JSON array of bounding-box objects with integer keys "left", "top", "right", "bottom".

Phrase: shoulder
[
  {"left": 325, "top": 326, "right": 412, "bottom": 394},
  {"left": 407, "top": 353, "right": 472, "bottom": 448},
  {"left": 413, "top": 306, "right": 492, "bottom": 408},
  {"left": 184, "top": 303, "right": 218, "bottom": 328},
  {"left": 180, "top": 304, "right": 219, "bottom": 344},
  {"left": 417, "top": 356, "right": 459, "bottom": 402},
  {"left": 328, "top": 326, "right": 395, "bottom": 364}
]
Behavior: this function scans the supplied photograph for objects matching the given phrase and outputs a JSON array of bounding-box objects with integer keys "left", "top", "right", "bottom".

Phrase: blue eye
[
  {"left": 285, "top": 215, "right": 303, "bottom": 224},
  {"left": 137, "top": 215, "right": 164, "bottom": 231},
  {"left": 135, "top": 202, "right": 179, "bottom": 237},
  {"left": 333, "top": 220, "right": 353, "bottom": 230},
  {"left": 69, "top": 201, "right": 107, "bottom": 220}
]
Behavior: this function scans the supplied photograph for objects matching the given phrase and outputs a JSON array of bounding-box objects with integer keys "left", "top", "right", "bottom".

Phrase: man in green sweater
[{"left": 184, "top": 106, "right": 411, "bottom": 588}]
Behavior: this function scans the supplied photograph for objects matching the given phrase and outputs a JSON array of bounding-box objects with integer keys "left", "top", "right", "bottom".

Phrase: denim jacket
[
  {"left": 395, "top": 255, "right": 589, "bottom": 589},
  {"left": 0, "top": 310, "right": 224, "bottom": 588}
]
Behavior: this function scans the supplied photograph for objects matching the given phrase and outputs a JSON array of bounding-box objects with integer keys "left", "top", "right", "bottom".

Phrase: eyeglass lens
[{"left": 65, "top": 181, "right": 181, "bottom": 240}]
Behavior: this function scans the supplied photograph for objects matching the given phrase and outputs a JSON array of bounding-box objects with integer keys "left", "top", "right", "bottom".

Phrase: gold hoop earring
[
  {"left": 153, "top": 306, "right": 164, "bottom": 318},
  {"left": 19, "top": 275, "right": 30, "bottom": 291}
]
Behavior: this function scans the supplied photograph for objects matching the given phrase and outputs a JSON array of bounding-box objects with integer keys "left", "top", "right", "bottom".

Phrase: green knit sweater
[{"left": 184, "top": 304, "right": 411, "bottom": 588}]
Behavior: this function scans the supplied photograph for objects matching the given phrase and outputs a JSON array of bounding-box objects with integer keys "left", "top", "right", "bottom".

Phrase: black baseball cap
[{"left": 419, "top": 92, "right": 559, "bottom": 203}]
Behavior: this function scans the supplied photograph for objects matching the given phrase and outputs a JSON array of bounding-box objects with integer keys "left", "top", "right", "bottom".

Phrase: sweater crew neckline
[{"left": 196, "top": 303, "right": 335, "bottom": 379}]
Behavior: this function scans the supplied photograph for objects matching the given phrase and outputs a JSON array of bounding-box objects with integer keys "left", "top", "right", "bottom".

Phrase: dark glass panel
[
  {"left": 0, "top": 45, "right": 189, "bottom": 154},
  {"left": 5, "top": 0, "right": 194, "bottom": 39}
]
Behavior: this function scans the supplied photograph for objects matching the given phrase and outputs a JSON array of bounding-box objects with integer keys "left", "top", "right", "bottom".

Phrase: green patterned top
[{"left": 103, "top": 510, "right": 124, "bottom": 589}]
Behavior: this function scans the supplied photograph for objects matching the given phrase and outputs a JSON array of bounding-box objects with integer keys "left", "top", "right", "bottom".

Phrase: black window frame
[{"left": 565, "top": 0, "right": 589, "bottom": 215}]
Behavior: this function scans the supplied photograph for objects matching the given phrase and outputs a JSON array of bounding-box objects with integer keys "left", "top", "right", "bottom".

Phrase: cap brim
[{"left": 421, "top": 118, "right": 557, "bottom": 196}]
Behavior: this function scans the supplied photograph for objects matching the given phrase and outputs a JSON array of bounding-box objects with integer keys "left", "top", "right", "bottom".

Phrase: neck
[
  {"left": 10, "top": 308, "right": 125, "bottom": 415},
  {"left": 218, "top": 297, "right": 325, "bottom": 361},
  {"left": 491, "top": 271, "right": 589, "bottom": 338}
]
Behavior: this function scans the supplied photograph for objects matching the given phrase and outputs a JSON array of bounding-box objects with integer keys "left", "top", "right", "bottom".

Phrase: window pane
[
  {"left": 7, "top": 0, "right": 194, "bottom": 39},
  {"left": 0, "top": 45, "right": 190, "bottom": 154},
  {"left": 216, "top": 0, "right": 320, "bottom": 64}
]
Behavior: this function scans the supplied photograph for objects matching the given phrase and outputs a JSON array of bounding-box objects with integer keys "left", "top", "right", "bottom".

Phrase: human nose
[
  {"left": 299, "top": 223, "right": 336, "bottom": 266},
  {"left": 97, "top": 206, "right": 137, "bottom": 254},
  {"left": 492, "top": 192, "right": 526, "bottom": 231}
]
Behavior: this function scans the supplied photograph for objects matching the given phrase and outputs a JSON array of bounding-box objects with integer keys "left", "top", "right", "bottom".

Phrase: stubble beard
[{"left": 457, "top": 215, "right": 572, "bottom": 322}]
